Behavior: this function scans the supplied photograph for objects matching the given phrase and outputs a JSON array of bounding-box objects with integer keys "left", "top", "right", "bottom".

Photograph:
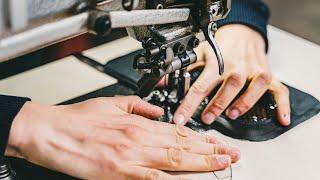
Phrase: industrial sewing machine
[
  {"left": 0, "top": 0, "right": 236, "bottom": 129},
  {"left": 2, "top": 0, "right": 319, "bottom": 179},
  {"left": 0, "top": 0, "right": 232, "bottom": 179},
  {"left": 0, "top": 0, "right": 231, "bottom": 119},
  {"left": 0, "top": 0, "right": 278, "bottom": 139}
]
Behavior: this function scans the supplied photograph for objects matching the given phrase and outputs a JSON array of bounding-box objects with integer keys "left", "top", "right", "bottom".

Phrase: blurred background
[{"left": 265, "top": 0, "right": 320, "bottom": 44}]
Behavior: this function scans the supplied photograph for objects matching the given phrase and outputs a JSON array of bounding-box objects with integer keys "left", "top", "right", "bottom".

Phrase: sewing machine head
[
  {"left": 0, "top": 0, "right": 231, "bottom": 130},
  {"left": 130, "top": 0, "right": 231, "bottom": 96},
  {"left": 123, "top": 1, "right": 231, "bottom": 124},
  {"left": 0, "top": 0, "right": 230, "bottom": 60},
  {"left": 0, "top": 0, "right": 231, "bottom": 108}
]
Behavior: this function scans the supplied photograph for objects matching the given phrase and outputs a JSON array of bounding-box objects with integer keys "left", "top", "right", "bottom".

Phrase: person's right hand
[{"left": 5, "top": 96, "right": 240, "bottom": 180}]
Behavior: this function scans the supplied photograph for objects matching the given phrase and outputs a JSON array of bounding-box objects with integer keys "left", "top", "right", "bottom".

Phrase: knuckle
[
  {"left": 94, "top": 153, "right": 119, "bottom": 172},
  {"left": 145, "top": 170, "right": 163, "bottom": 180},
  {"left": 211, "top": 144, "right": 220, "bottom": 154},
  {"left": 176, "top": 136, "right": 192, "bottom": 150},
  {"left": 175, "top": 125, "right": 189, "bottom": 137},
  {"left": 211, "top": 99, "right": 228, "bottom": 113},
  {"left": 181, "top": 126, "right": 194, "bottom": 135},
  {"left": 257, "top": 72, "right": 272, "bottom": 86},
  {"left": 190, "top": 81, "right": 209, "bottom": 95},
  {"left": 228, "top": 73, "right": 245, "bottom": 88},
  {"left": 167, "top": 148, "right": 183, "bottom": 170},
  {"left": 112, "top": 141, "right": 133, "bottom": 155},
  {"left": 181, "top": 101, "right": 192, "bottom": 114},
  {"left": 236, "top": 99, "right": 252, "bottom": 112},
  {"left": 204, "top": 155, "right": 214, "bottom": 169},
  {"left": 122, "top": 124, "right": 144, "bottom": 140}
]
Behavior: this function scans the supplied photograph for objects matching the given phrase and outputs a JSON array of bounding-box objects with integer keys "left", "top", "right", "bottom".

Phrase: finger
[
  {"left": 201, "top": 72, "right": 246, "bottom": 124},
  {"left": 141, "top": 132, "right": 240, "bottom": 162},
  {"left": 112, "top": 96, "right": 164, "bottom": 119},
  {"left": 157, "top": 75, "right": 169, "bottom": 88},
  {"left": 269, "top": 81, "right": 291, "bottom": 126},
  {"left": 140, "top": 148, "right": 231, "bottom": 172},
  {"left": 120, "top": 165, "right": 183, "bottom": 180},
  {"left": 103, "top": 113, "right": 229, "bottom": 146},
  {"left": 132, "top": 116, "right": 227, "bottom": 145},
  {"left": 173, "top": 65, "right": 221, "bottom": 125},
  {"left": 186, "top": 61, "right": 206, "bottom": 72},
  {"left": 226, "top": 72, "right": 272, "bottom": 119},
  {"left": 123, "top": 115, "right": 226, "bottom": 145}
]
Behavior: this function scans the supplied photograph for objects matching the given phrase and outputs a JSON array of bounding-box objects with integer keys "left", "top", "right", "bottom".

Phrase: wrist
[{"left": 5, "top": 101, "right": 33, "bottom": 158}]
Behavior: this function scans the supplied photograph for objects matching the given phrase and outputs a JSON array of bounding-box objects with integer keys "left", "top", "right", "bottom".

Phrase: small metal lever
[{"left": 202, "top": 22, "right": 224, "bottom": 75}]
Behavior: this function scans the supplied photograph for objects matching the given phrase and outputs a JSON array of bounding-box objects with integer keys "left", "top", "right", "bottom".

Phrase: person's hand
[
  {"left": 173, "top": 24, "right": 291, "bottom": 126},
  {"left": 5, "top": 96, "right": 240, "bottom": 179}
]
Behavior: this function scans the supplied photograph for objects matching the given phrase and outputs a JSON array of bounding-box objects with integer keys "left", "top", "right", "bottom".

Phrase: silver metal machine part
[
  {"left": 0, "top": 0, "right": 192, "bottom": 62},
  {"left": 0, "top": 13, "right": 89, "bottom": 61},
  {"left": 110, "top": 9, "right": 190, "bottom": 28},
  {"left": 207, "top": 22, "right": 224, "bottom": 74}
]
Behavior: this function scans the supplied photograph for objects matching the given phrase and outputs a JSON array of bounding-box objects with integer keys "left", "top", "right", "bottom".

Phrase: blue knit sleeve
[
  {"left": 0, "top": 95, "right": 30, "bottom": 156},
  {"left": 217, "top": 0, "right": 271, "bottom": 51}
]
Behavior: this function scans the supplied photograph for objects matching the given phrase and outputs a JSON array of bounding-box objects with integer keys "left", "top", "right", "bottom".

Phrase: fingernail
[
  {"left": 228, "top": 108, "right": 240, "bottom": 120},
  {"left": 202, "top": 112, "right": 216, "bottom": 125},
  {"left": 174, "top": 114, "right": 185, "bottom": 124},
  {"left": 283, "top": 113, "right": 291, "bottom": 125},
  {"left": 229, "top": 148, "right": 241, "bottom": 161},
  {"left": 217, "top": 156, "right": 231, "bottom": 166}
]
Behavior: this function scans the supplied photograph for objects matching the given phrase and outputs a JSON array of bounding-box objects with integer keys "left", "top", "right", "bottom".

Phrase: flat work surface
[
  {"left": 0, "top": 56, "right": 117, "bottom": 104},
  {"left": 1, "top": 26, "right": 319, "bottom": 179}
]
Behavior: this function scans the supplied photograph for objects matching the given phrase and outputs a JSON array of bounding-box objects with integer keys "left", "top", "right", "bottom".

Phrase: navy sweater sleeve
[
  {"left": 0, "top": 95, "right": 30, "bottom": 156},
  {"left": 217, "top": 0, "right": 271, "bottom": 51}
]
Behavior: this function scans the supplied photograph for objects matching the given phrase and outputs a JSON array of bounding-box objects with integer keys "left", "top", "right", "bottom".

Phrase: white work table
[{"left": 1, "top": 26, "right": 319, "bottom": 180}]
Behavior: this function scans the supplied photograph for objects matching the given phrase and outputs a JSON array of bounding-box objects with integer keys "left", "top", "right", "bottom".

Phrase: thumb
[{"left": 112, "top": 96, "right": 164, "bottom": 119}]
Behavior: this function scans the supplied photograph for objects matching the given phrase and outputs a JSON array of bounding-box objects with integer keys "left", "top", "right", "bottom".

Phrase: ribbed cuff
[
  {"left": 0, "top": 95, "right": 31, "bottom": 156},
  {"left": 217, "top": 0, "right": 270, "bottom": 52}
]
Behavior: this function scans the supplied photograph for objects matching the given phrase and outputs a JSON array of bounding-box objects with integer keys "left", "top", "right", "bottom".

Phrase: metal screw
[
  {"left": 94, "top": 15, "right": 112, "bottom": 37},
  {"left": 174, "top": 43, "right": 185, "bottom": 54},
  {"left": 189, "top": 37, "right": 200, "bottom": 48}
]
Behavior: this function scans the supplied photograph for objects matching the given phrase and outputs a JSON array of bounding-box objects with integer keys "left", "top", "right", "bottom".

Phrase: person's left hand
[{"left": 173, "top": 24, "right": 291, "bottom": 126}]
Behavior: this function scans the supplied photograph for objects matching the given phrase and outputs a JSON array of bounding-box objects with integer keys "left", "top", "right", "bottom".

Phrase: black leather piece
[
  {"left": 103, "top": 50, "right": 320, "bottom": 141},
  {"left": 103, "top": 50, "right": 144, "bottom": 90},
  {"left": 187, "top": 85, "right": 320, "bottom": 141}
]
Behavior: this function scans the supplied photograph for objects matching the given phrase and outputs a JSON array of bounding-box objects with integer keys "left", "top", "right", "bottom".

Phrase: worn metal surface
[
  {"left": 0, "top": 13, "right": 89, "bottom": 61},
  {"left": 0, "top": 0, "right": 194, "bottom": 62},
  {"left": 110, "top": 9, "right": 190, "bottom": 28},
  {"left": 27, "top": 0, "right": 78, "bottom": 19}
]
